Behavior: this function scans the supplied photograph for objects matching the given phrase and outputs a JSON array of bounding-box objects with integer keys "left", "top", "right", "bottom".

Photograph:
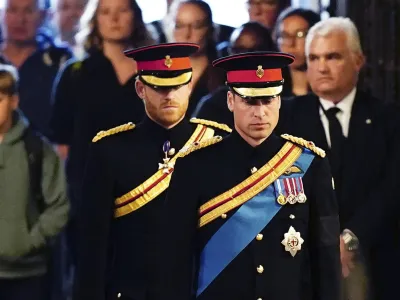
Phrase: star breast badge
[{"left": 281, "top": 226, "right": 304, "bottom": 257}]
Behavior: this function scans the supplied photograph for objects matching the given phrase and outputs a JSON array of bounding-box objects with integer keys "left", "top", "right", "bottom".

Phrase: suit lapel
[
  {"left": 309, "top": 94, "right": 329, "bottom": 151},
  {"left": 339, "top": 90, "right": 374, "bottom": 200},
  {"left": 347, "top": 90, "right": 373, "bottom": 149}
]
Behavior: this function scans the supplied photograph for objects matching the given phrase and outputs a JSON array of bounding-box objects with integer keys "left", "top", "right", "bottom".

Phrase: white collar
[{"left": 319, "top": 87, "right": 357, "bottom": 114}]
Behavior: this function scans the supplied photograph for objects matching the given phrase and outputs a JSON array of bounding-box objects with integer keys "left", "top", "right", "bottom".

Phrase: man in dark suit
[{"left": 283, "top": 17, "right": 400, "bottom": 300}]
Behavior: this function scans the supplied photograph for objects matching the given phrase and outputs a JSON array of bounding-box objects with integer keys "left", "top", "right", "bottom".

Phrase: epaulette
[
  {"left": 190, "top": 118, "right": 232, "bottom": 133},
  {"left": 92, "top": 122, "right": 135, "bottom": 143},
  {"left": 178, "top": 135, "right": 223, "bottom": 158},
  {"left": 281, "top": 133, "right": 326, "bottom": 158}
]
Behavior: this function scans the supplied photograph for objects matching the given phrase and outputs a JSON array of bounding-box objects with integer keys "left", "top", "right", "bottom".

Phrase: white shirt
[{"left": 319, "top": 88, "right": 357, "bottom": 148}]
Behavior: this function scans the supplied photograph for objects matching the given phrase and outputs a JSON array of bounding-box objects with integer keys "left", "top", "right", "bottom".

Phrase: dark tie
[{"left": 325, "top": 107, "right": 345, "bottom": 180}]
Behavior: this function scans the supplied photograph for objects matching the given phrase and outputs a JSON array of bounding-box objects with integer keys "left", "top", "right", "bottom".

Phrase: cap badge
[
  {"left": 256, "top": 65, "right": 264, "bottom": 78},
  {"left": 164, "top": 55, "right": 173, "bottom": 68}
]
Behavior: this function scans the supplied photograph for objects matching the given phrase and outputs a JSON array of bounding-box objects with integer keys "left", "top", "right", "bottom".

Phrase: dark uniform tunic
[
  {"left": 73, "top": 117, "right": 230, "bottom": 300},
  {"left": 162, "top": 131, "right": 341, "bottom": 300},
  {"left": 50, "top": 51, "right": 145, "bottom": 214}
]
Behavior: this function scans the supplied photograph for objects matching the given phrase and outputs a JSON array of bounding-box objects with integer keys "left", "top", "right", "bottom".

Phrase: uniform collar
[
  {"left": 227, "top": 129, "right": 283, "bottom": 159},
  {"left": 140, "top": 116, "right": 193, "bottom": 147}
]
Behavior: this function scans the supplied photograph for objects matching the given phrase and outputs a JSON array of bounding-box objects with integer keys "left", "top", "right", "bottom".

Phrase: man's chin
[
  {"left": 158, "top": 114, "right": 184, "bottom": 128},
  {"left": 249, "top": 127, "right": 273, "bottom": 139}
]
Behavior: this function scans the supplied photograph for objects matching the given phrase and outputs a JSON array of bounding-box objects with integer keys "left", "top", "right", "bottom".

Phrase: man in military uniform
[
  {"left": 72, "top": 43, "right": 231, "bottom": 300},
  {"left": 161, "top": 52, "right": 341, "bottom": 300}
]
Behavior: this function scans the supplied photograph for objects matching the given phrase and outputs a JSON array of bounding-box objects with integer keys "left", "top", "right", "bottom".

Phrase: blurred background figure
[
  {"left": 168, "top": 0, "right": 225, "bottom": 116},
  {"left": 152, "top": 0, "right": 234, "bottom": 46},
  {"left": 49, "top": 0, "right": 153, "bottom": 297},
  {"left": 0, "top": 64, "right": 69, "bottom": 300},
  {"left": 147, "top": 0, "right": 173, "bottom": 43},
  {"left": 0, "top": 0, "right": 72, "bottom": 138},
  {"left": 282, "top": 17, "right": 400, "bottom": 300},
  {"left": 49, "top": 0, "right": 88, "bottom": 55},
  {"left": 274, "top": 7, "right": 320, "bottom": 96},
  {"left": 247, "top": 0, "right": 289, "bottom": 29}
]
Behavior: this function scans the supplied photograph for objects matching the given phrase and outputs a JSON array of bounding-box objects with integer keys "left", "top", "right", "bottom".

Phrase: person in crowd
[
  {"left": 0, "top": 63, "right": 69, "bottom": 300},
  {"left": 0, "top": 0, "right": 72, "bottom": 138},
  {"left": 49, "top": 0, "right": 88, "bottom": 56},
  {"left": 283, "top": 17, "right": 400, "bottom": 300},
  {"left": 49, "top": 0, "right": 153, "bottom": 292},
  {"left": 247, "top": 0, "right": 290, "bottom": 29},
  {"left": 274, "top": 7, "right": 321, "bottom": 96},
  {"left": 167, "top": 0, "right": 226, "bottom": 115},
  {"left": 153, "top": 0, "right": 234, "bottom": 46}
]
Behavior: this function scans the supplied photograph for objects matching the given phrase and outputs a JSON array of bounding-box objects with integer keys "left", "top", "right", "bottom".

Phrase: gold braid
[
  {"left": 178, "top": 136, "right": 223, "bottom": 158},
  {"left": 281, "top": 133, "right": 326, "bottom": 158},
  {"left": 92, "top": 122, "right": 136, "bottom": 143},
  {"left": 190, "top": 118, "right": 232, "bottom": 133}
]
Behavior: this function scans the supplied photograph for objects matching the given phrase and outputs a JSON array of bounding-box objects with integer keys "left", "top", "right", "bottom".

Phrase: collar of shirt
[{"left": 319, "top": 87, "right": 357, "bottom": 138}]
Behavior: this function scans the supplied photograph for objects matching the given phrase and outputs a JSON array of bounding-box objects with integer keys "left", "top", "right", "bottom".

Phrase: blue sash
[{"left": 196, "top": 149, "right": 315, "bottom": 297}]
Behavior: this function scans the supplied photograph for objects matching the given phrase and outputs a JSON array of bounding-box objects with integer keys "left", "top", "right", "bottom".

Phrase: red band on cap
[
  {"left": 227, "top": 68, "right": 282, "bottom": 83},
  {"left": 137, "top": 57, "right": 191, "bottom": 71}
]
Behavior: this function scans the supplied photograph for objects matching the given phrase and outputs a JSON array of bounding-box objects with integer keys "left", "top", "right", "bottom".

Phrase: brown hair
[
  {"left": 0, "top": 65, "right": 19, "bottom": 96},
  {"left": 76, "top": 0, "right": 155, "bottom": 53}
]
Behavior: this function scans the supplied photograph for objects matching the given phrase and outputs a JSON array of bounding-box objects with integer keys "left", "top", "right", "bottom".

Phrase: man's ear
[
  {"left": 187, "top": 80, "right": 193, "bottom": 93},
  {"left": 227, "top": 91, "right": 235, "bottom": 112},
  {"left": 135, "top": 79, "right": 146, "bottom": 99},
  {"left": 354, "top": 52, "right": 366, "bottom": 73}
]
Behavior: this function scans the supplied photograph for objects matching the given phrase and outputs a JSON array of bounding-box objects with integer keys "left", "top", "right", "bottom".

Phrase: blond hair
[{"left": 0, "top": 64, "right": 19, "bottom": 96}]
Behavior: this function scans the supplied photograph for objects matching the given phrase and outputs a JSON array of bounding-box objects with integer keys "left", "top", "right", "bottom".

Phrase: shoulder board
[
  {"left": 92, "top": 122, "right": 135, "bottom": 143},
  {"left": 190, "top": 118, "right": 232, "bottom": 133},
  {"left": 178, "top": 135, "right": 223, "bottom": 158},
  {"left": 281, "top": 133, "right": 326, "bottom": 158}
]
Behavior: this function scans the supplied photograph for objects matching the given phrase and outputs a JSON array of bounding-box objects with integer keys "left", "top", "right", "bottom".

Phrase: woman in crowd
[
  {"left": 168, "top": 0, "right": 225, "bottom": 116},
  {"left": 49, "top": 0, "right": 153, "bottom": 267},
  {"left": 274, "top": 7, "right": 321, "bottom": 96}
]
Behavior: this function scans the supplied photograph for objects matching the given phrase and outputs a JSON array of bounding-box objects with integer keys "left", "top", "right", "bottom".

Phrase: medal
[
  {"left": 277, "top": 194, "right": 287, "bottom": 205},
  {"left": 295, "top": 177, "right": 307, "bottom": 203},
  {"left": 281, "top": 226, "right": 304, "bottom": 257},
  {"left": 158, "top": 141, "right": 175, "bottom": 174},
  {"left": 286, "top": 194, "right": 297, "bottom": 204},
  {"left": 296, "top": 193, "right": 307, "bottom": 203},
  {"left": 284, "top": 178, "right": 297, "bottom": 204},
  {"left": 274, "top": 179, "right": 287, "bottom": 205}
]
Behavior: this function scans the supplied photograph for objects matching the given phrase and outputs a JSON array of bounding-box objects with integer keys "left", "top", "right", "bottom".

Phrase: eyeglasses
[
  {"left": 277, "top": 30, "right": 308, "bottom": 46},
  {"left": 174, "top": 21, "right": 208, "bottom": 31}
]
